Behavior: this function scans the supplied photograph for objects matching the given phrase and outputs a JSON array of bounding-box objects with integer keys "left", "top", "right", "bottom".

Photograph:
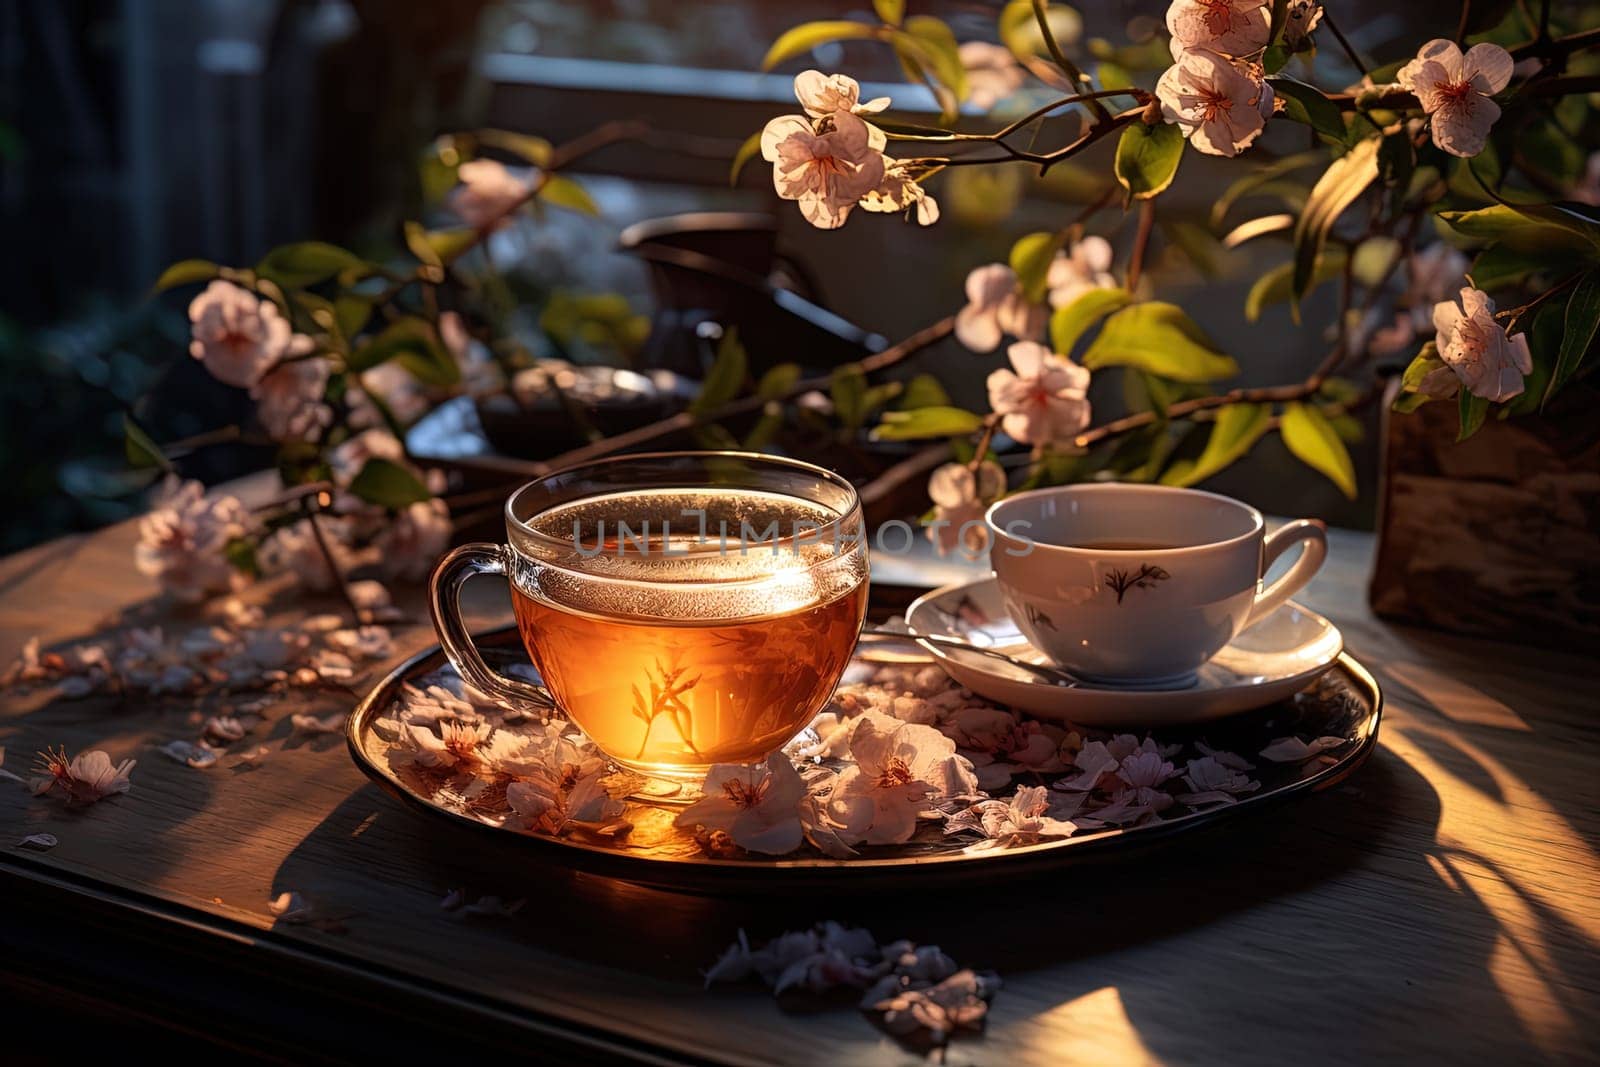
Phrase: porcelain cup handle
[
  {"left": 429, "top": 543, "right": 553, "bottom": 715},
  {"left": 1242, "top": 520, "right": 1327, "bottom": 630}
]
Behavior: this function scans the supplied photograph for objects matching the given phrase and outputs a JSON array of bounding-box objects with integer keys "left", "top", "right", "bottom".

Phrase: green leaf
[
  {"left": 691, "top": 328, "right": 748, "bottom": 416},
  {"left": 1262, "top": 43, "right": 1290, "bottom": 74},
  {"left": 405, "top": 223, "right": 477, "bottom": 267},
  {"left": 1246, "top": 249, "right": 1345, "bottom": 323},
  {"left": 830, "top": 363, "right": 870, "bottom": 430},
  {"left": 1266, "top": 0, "right": 1290, "bottom": 42},
  {"left": 870, "top": 406, "right": 984, "bottom": 441},
  {"left": 223, "top": 536, "right": 259, "bottom": 579},
  {"left": 873, "top": 0, "right": 905, "bottom": 25},
  {"left": 334, "top": 294, "right": 374, "bottom": 340},
  {"left": 474, "top": 129, "right": 553, "bottom": 167},
  {"left": 1457, "top": 390, "right": 1489, "bottom": 441},
  {"left": 1269, "top": 77, "right": 1346, "bottom": 142},
  {"left": 1114, "top": 121, "right": 1184, "bottom": 201},
  {"left": 348, "top": 316, "right": 460, "bottom": 387},
  {"left": 1097, "top": 60, "right": 1133, "bottom": 91},
  {"left": 1391, "top": 342, "right": 1450, "bottom": 413},
  {"left": 1160, "top": 403, "right": 1271, "bottom": 488},
  {"left": 1082, "top": 302, "right": 1240, "bottom": 383},
  {"left": 123, "top": 413, "right": 173, "bottom": 472},
  {"left": 893, "top": 18, "right": 968, "bottom": 121},
  {"left": 1281, "top": 402, "right": 1357, "bottom": 498},
  {"left": 1467, "top": 243, "right": 1581, "bottom": 291},
  {"left": 153, "top": 258, "right": 220, "bottom": 293},
  {"left": 729, "top": 131, "right": 763, "bottom": 186},
  {"left": 897, "top": 373, "right": 952, "bottom": 410},
  {"left": 1051, "top": 288, "right": 1133, "bottom": 354},
  {"left": 1292, "top": 137, "right": 1378, "bottom": 303},
  {"left": 756, "top": 362, "right": 801, "bottom": 401},
  {"left": 1437, "top": 204, "right": 1600, "bottom": 252},
  {"left": 349, "top": 457, "right": 433, "bottom": 510},
  {"left": 1377, "top": 129, "right": 1415, "bottom": 203},
  {"left": 1009, "top": 231, "right": 1063, "bottom": 304},
  {"left": 1545, "top": 269, "right": 1600, "bottom": 405},
  {"left": 538, "top": 175, "right": 599, "bottom": 216},
  {"left": 256, "top": 241, "right": 369, "bottom": 289},
  {"left": 762, "top": 20, "right": 880, "bottom": 70},
  {"left": 1209, "top": 150, "right": 1321, "bottom": 228}
]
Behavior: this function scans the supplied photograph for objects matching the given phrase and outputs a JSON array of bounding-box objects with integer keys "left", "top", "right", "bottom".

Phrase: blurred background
[{"left": 0, "top": 0, "right": 1462, "bottom": 553}]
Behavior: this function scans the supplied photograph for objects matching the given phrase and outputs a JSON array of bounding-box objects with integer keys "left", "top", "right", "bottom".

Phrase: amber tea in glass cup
[{"left": 429, "top": 451, "right": 869, "bottom": 783}]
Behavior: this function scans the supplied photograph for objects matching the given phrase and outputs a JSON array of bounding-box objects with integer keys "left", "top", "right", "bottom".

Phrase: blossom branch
[
  {"left": 302, "top": 498, "right": 365, "bottom": 624},
  {"left": 524, "top": 316, "right": 958, "bottom": 474},
  {"left": 1319, "top": 8, "right": 1370, "bottom": 74},
  {"left": 1031, "top": 0, "right": 1108, "bottom": 120},
  {"left": 1125, "top": 199, "right": 1158, "bottom": 292}
]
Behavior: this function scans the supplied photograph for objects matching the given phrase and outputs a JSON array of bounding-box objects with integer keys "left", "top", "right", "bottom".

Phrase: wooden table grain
[{"left": 1, "top": 509, "right": 1596, "bottom": 1065}]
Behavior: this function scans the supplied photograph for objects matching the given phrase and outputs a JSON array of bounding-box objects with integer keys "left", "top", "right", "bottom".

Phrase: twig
[
  {"left": 969, "top": 416, "right": 1001, "bottom": 470},
  {"left": 1125, "top": 200, "right": 1157, "bottom": 292},
  {"left": 523, "top": 317, "right": 958, "bottom": 475},
  {"left": 1454, "top": 0, "right": 1473, "bottom": 45},
  {"left": 302, "top": 499, "right": 364, "bottom": 625},
  {"left": 1328, "top": 72, "right": 1600, "bottom": 110},
  {"left": 1320, "top": 8, "right": 1370, "bottom": 75},
  {"left": 1031, "top": 0, "right": 1108, "bottom": 120}
]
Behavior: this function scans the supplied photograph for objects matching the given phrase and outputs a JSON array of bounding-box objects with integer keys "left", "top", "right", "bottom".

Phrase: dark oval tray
[{"left": 347, "top": 626, "right": 1381, "bottom": 892}]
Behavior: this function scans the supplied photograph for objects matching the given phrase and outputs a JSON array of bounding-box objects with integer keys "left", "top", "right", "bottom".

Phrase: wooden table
[{"left": 2, "top": 512, "right": 1596, "bottom": 1065}]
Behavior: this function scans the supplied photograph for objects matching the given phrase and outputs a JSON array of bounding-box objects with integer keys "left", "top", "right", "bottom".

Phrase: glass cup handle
[
  {"left": 1242, "top": 519, "right": 1328, "bottom": 630},
  {"left": 428, "top": 543, "right": 553, "bottom": 715}
]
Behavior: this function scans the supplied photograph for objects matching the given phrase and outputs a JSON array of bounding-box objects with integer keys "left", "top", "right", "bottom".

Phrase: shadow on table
[{"left": 268, "top": 734, "right": 1596, "bottom": 1063}]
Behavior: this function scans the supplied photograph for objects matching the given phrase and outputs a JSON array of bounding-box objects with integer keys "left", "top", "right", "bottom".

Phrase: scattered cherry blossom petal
[
  {"left": 17, "top": 832, "right": 59, "bottom": 851},
  {"left": 290, "top": 712, "right": 347, "bottom": 738},
  {"left": 31, "top": 748, "right": 135, "bottom": 805},
  {"left": 268, "top": 890, "right": 314, "bottom": 923},
  {"left": 675, "top": 753, "right": 806, "bottom": 856},
  {"left": 160, "top": 739, "right": 220, "bottom": 769},
  {"left": 204, "top": 715, "right": 247, "bottom": 744},
  {"left": 1259, "top": 735, "right": 1347, "bottom": 762}
]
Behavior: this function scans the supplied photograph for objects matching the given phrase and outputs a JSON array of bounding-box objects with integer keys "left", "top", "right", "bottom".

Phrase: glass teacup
[{"left": 429, "top": 451, "right": 869, "bottom": 782}]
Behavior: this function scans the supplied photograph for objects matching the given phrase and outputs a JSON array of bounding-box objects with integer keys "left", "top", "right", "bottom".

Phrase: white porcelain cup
[{"left": 985, "top": 484, "right": 1327, "bottom": 686}]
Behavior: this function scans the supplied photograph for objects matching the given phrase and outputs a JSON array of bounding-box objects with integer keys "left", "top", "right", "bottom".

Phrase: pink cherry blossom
[
  {"left": 1156, "top": 48, "right": 1275, "bottom": 157},
  {"left": 1166, "top": 0, "right": 1271, "bottom": 60},
  {"left": 259, "top": 517, "right": 352, "bottom": 592},
  {"left": 944, "top": 785, "right": 1077, "bottom": 850},
  {"left": 828, "top": 711, "right": 978, "bottom": 846},
  {"left": 1047, "top": 235, "right": 1116, "bottom": 310},
  {"left": 30, "top": 747, "right": 135, "bottom": 805},
  {"left": 1432, "top": 287, "right": 1533, "bottom": 402},
  {"left": 674, "top": 752, "right": 806, "bottom": 855},
  {"left": 925, "top": 461, "right": 1005, "bottom": 558},
  {"left": 1398, "top": 40, "right": 1514, "bottom": 157},
  {"left": 375, "top": 498, "right": 452, "bottom": 582},
  {"left": 1281, "top": 0, "right": 1324, "bottom": 50},
  {"left": 955, "top": 264, "right": 1048, "bottom": 352},
  {"left": 187, "top": 280, "right": 306, "bottom": 388},
  {"left": 251, "top": 355, "right": 331, "bottom": 442},
  {"left": 986, "top": 341, "right": 1092, "bottom": 445},
  {"left": 450, "top": 159, "right": 532, "bottom": 230},
  {"left": 958, "top": 42, "right": 1026, "bottom": 110},
  {"left": 860, "top": 163, "right": 940, "bottom": 226},
  {"left": 761, "top": 111, "right": 886, "bottom": 230},
  {"left": 792, "top": 70, "right": 890, "bottom": 123},
  {"left": 134, "top": 477, "right": 255, "bottom": 603}
]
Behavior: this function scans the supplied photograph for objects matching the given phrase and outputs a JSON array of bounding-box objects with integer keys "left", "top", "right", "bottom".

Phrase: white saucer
[{"left": 904, "top": 576, "right": 1343, "bottom": 727}]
